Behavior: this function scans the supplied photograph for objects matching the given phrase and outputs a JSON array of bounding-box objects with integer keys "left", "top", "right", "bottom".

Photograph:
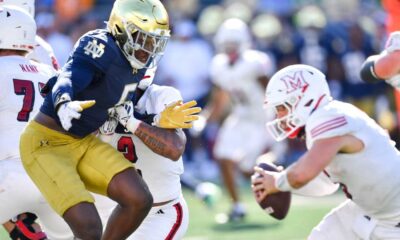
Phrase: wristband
[
  {"left": 54, "top": 93, "right": 71, "bottom": 112},
  {"left": 360, "top": 57, "right": 384, "bottom": 84},
  {"left": 274, "top": 170, "right": 295, "bottom": 192},
  {"left": 126, "top": 117, "right": 142, "bottom": 133}
]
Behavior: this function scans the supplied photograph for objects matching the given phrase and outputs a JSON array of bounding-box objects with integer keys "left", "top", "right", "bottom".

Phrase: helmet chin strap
[
  {"left": 287, "top": 94, "right": 328, "bottom": 140},
  {"left": 288, "top": 127, "right": 305, "bottom": 139}
]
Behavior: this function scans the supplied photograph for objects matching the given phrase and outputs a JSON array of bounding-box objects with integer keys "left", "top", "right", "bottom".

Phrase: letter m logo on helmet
[{"left": 280, "top": 71, "right": 309, "bottom": 94}]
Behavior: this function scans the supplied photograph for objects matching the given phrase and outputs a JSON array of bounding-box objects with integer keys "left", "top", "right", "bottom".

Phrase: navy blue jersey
[{"left": 41, "top": 29, "right": 146, "bottom": 137}]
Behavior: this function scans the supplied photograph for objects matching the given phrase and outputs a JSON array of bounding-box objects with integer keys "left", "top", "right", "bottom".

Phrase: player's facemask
[
  {"left": 266, "top": 96, "right": 303, "bottom": 141},
  {"left": 122, "top": 20, "right": 169, "bottom": 69}
]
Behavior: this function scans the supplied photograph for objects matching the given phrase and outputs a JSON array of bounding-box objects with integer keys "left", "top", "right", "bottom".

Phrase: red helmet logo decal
[{"left": 280, "top": 71, "right": 309, "bottom": 93}]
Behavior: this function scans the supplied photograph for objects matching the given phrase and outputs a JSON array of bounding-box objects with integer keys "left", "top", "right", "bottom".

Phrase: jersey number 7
[{"left": 13, "top": 79, "right": 45, "bottom": 122}]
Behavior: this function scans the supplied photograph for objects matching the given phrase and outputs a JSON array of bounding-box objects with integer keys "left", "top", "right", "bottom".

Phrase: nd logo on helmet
[{"left": 84, "top": 39, "right": 105, "bottom": 59}]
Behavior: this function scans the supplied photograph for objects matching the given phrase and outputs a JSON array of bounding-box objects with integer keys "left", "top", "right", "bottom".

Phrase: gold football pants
[{"left": 20, "top": 120, "right": 133, "bottom": 216}]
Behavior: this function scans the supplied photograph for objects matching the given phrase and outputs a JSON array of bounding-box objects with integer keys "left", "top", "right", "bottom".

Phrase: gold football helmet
[{"left": 108, "top": 0, "right": 170, "bottom": 69}]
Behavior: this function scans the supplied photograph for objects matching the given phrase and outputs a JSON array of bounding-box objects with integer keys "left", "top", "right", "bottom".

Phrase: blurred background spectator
[{"left": 32, "top": 0, "right": 397, "bottom": 215}]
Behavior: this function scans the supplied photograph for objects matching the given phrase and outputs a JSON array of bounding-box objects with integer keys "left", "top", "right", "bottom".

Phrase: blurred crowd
[{"left": 33, "top": 0, "right": 397, "bottom": 179}]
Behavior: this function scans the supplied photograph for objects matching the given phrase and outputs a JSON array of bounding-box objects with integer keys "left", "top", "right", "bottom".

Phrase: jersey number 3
[
  {"left": 117, "top": 136, "right": 142, "bottom": 176},
  {"left": 117, "top": 136, "right": 138, "bottom": 163},
  {"left": 13, "top": 79, "right": 45, "bottom": 122}
]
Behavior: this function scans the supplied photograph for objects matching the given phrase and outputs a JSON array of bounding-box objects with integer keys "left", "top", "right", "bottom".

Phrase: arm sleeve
[{"left": 51, "top": 58, "right": 98, "bottom": 109}]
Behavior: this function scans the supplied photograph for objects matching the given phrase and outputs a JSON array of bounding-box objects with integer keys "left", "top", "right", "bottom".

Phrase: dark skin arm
[{"left": 134, "top": 122, "right": 186, "bottom": 161}]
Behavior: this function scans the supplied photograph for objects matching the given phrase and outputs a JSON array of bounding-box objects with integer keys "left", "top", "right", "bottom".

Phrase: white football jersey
[
  {"left": 210, "top": 49, "right": 275, "bottom": 121},
  {"left": 28, "top": 35, "right": 59, "bottom": 70},
  {"left": 0, "top": 56, "right": 55, "bottom": 161},
  {"left": 305, "top": 100, "right": 400, "bottom": 219},
  {"left": 102, "top": 84, "right": 184, "bottom": 203}
]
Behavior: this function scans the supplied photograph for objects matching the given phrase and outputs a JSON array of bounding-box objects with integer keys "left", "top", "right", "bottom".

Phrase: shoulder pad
[
  {"left": 150, "top": 85, "right": 182, "bottom": 108},
  {"left": 306, "top": 107, "right": 350, "bottom": 147},
  {"left": 136, "top": 85, "right": 182, "bottom": 114},
  {"left": 72, "top": 29, "right": 119, "bottom": 71}
]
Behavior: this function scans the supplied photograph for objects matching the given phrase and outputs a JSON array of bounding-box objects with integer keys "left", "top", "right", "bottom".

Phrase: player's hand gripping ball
[{"left": 252, "top": 163, "right": 291, "bottom": 220}]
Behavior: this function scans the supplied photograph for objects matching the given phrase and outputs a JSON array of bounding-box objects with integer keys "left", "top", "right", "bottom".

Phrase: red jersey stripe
[
  {"left": 165, "top": 203, "right": 183, "bottom": 240},
  {"left": 311, "top": 116, "right": 346, "bottom": 135},
  {"left": 311, "top": 121, "right": 347, "bottom": 138}
]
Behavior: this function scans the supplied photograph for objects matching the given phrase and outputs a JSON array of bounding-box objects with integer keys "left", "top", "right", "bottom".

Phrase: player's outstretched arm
[
  {"left": 360, "top": 31, "right": 400, "bottom": 86},
  {"left": 134, "top": 124, "right": 186, "bottom": 161},
  {"left": 252, "top": 134, "right": 363, "bottom": 200},
  {"left": 113, "top": 101, "right": 187, "bottom": 160}
]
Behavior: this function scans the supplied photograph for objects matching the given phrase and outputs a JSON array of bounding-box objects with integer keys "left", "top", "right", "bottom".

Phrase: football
[{"left": 253, "top": 162, "right": 291, "bottom": 220}]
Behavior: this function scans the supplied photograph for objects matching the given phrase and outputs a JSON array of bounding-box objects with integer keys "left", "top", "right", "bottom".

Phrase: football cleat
[
  {"left": 227, "top": 204, "right": 247, "bottom": 223},
  {"left": 195, "top": 182, "right": 221, "bottom": 209}
]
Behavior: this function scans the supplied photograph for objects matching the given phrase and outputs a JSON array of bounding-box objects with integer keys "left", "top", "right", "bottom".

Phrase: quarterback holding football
[{"left": 252, "top": 64, "right": 400, "bottom": 239}]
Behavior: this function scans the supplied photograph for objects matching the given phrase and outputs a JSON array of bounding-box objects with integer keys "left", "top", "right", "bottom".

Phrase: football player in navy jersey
[{"left": 19, "top": 0, "right": 200, "bottom": 239}]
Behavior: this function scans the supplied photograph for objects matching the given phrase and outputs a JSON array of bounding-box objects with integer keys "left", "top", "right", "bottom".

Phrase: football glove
[
  {"left": 99, "top": 118, "right": 118, "bottom": 135},
  {"left": 99, "top": 108, "right": 119, "bottom": 135},
  {"left": 114, "top": 101, "right": 141, "bottom": 133},
  {"left": 57, "top": 100, "right": 96, "bottom": 131},
  {"left": 153, "top": 100, "right": 201, "bottom": 129}
]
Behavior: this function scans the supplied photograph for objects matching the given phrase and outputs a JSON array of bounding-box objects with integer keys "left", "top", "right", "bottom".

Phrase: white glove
[
  {"left": 385, "top": 31, "right": 400, "bottom": 53},
  {"left": 99, "top": 108, "right": 118, "bottom": 135},
  {"left": 114, "top": 101, "right": 141, "bottom": 133},
  {"left": 57, "top": 100, "right": 95, "bottom": 131},
  {"left": 99, "top": 117, "right": 118, "bottom": 135}
]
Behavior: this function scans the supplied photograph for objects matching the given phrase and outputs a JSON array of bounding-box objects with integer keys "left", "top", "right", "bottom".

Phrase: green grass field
[
  {"left": 184, "top": 187, "right": 344, "bottom": 240},
  {"left": 0, "top": 188, "right": 344, "bottom": 240}
]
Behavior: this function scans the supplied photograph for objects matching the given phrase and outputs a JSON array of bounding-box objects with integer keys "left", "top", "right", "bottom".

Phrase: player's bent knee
[
  {"left": 108, "top": 168, "right": 153, "bottom": 209},
  {"left": 124, "top": 181, "right": 153, "bottom": 212}
]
